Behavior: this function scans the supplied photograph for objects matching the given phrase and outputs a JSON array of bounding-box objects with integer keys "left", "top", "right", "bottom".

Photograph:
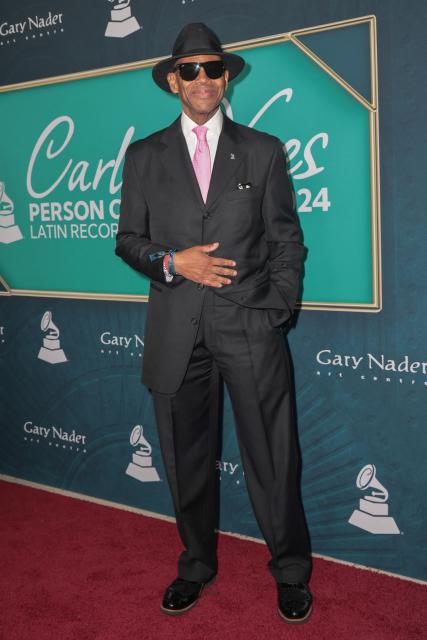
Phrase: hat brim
[{"left": 152, "top": 51, "right": 245, "bottom": 92}]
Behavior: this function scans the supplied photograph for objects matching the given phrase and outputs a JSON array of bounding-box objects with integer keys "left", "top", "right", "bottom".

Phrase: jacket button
[
  {"left": 190, "top": 317, "right": 198, "bottom": 325},
  {"left": 203, "top": 212, "right": 211, "bottom": 219}
]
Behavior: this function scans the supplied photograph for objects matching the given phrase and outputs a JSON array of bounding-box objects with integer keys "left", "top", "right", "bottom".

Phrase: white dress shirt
[{"left": 181, "top": 108, "right": 223, "bottom": 164}]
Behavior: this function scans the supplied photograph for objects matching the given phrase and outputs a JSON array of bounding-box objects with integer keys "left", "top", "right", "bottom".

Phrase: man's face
[{"left": 167, "top": 54, "right": 229, "bottom": 124}]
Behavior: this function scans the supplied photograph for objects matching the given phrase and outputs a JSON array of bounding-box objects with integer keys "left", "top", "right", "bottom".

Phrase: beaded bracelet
[{"left": 168, "top": 249, "right": 178, "bottom": 276}]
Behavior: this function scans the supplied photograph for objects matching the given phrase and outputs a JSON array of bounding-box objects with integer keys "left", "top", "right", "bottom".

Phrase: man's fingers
[
  {"left": 200, "top": 242, "right": 219, "bottom": 253},
  {"left": 212, "top": 266, "right": 237, "bottom": 276},
  {"left": 202, "top": 275, "right": 232, "bottom": 287},
  {"left": 211, "top": 258, "right": 236, "bottom": 267}
]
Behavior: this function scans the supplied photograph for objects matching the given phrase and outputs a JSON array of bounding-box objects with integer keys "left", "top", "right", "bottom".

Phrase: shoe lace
[
  {"left": 169, "top": 578, "right": 201, "bottom": 597},
  {"left": 278, "top": 583, "right": 311, "bottom": 603}
]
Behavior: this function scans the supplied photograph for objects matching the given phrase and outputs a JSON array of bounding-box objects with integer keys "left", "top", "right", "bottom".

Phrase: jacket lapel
[
  {"left": 159, "top": 117, "right": 205, "bottom": 208},
  {"left": 206, "top": 115, "right": 244, "bottom": 209}
]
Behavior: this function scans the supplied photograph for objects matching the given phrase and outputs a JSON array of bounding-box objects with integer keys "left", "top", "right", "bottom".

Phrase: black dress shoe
[
  {"left": 277, "top": 582, "right": 313, "bottom": 623},
  {"left": 160, "top": 576, "right": 215, "bottom": 616}
]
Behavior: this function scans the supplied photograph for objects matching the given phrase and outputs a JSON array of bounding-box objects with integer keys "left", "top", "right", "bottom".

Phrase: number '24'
[{"left": 297, "top": 187, "right": 331, "bottom": 213}]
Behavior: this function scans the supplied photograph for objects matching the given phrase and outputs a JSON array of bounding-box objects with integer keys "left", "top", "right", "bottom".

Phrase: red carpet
[{"left": 0, "top": 479, "right": 426, "bottom": 640}]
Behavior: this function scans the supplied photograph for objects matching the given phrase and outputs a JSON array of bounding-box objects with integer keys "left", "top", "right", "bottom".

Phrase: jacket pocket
[
  {"left": 150, "top": 281, "right": 163, "bottom": 293},
  {"left": 224, "top": 186, "right": 260, "bottom": 202}
]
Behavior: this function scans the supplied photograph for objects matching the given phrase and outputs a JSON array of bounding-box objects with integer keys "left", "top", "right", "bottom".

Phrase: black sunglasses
[{"left": 173, "top": 61, "right": 225, "bottom": 81}]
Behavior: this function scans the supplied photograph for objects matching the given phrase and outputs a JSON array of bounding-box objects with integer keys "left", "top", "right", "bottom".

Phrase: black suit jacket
[{"left": 115, "top": 115, "right": 305, "bottom": 393}]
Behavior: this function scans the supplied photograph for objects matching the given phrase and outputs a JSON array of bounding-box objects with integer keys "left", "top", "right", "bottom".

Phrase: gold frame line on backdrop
[{"left": 0, "top": 15, "right": 381, "bottom": 312}]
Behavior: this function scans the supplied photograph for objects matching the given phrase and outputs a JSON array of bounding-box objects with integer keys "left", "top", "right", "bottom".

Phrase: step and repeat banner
[{"left": 1, "top": 1, "right": 426, "bottom": 582}]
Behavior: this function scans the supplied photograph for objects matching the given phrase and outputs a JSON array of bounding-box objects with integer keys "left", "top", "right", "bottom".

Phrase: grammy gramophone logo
[
  {"left": 0, "top": 181, "right": 23, "bottom": 244},
  {"left": 348, "top": 464, "right": 400, "bottom": 534},
  {"left": 105, "top": 0, "right": 140, "bottom": 38},
  {"left": 125, "top": 425, "right": 160, "bottom": 482},
  {"left": 37, "top": 311, "right": 68, "bottom": 364}
]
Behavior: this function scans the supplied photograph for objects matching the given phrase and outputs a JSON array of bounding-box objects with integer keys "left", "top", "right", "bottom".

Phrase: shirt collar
[{"left": 181, "top": 108, "right": 223, "bottom": 138}]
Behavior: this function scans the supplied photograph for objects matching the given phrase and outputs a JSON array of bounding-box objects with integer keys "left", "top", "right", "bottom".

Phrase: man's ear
[
  {"left": 224, "top": 69, "right": 229, "bottom": 90},
  {"left": 167, "top": 72, "right": 179, "bottom": 94}
]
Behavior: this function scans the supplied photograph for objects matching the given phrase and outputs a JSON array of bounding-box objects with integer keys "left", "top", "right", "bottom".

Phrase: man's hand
[{"left": 173, "top": 242, "right": 237, "bottom": 288}]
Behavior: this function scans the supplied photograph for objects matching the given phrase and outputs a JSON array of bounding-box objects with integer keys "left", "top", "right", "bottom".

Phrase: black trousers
[{"left": 152, "top": 288, "right": 312, "bottom": 584}]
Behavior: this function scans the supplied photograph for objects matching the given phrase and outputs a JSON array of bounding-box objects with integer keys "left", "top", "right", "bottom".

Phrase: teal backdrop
[
  {"left": 1, "top": 0, "right": 426, "bottom": 584},
  {"left": 1, "top": 38, "right": 377, "bottom": 308}
]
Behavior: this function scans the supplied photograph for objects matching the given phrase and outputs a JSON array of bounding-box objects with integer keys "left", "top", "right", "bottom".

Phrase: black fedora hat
[{"left": 152, "top": 23, "right": 245, "bottom": 92}]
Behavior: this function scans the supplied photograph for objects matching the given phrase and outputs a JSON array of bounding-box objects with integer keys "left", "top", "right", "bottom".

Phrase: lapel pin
[
  {"left": 237, "top": 182, "right": 252, "bottom": 190},
  {"left": 230, "top": 153, "right": 236, "bottom": 160}
]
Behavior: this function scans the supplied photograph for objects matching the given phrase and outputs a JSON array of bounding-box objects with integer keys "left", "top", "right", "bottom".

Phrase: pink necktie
[{"left": 192, "top": 125, "right": 211, "bottom": 203}]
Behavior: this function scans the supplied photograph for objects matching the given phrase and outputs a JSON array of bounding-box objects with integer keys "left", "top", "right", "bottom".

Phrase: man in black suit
[{"left": 116, "top": 22, "right": 313, "bottom": 623}]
